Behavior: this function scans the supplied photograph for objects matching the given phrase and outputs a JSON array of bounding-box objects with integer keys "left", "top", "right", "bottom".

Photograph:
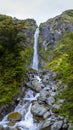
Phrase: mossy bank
[
  {"left": 39, "top": 10, "right": 73, "bottom": 121},
  {"left": 0, "top": 14, "right": 37, "bottom": 116}
]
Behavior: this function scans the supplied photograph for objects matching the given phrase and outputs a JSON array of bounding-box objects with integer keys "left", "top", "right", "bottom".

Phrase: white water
[
  {"left": 24, "top": 93, "right": 40, "bottom": 102},
  {"left": 34, "top": 75, "right": 41, "bottom": 82},
  {"left": 32, "top": 28, "right": 39, "bottom": 71},
  {"left": 0, "top": 89, "right": 40, "bottom": 130}
]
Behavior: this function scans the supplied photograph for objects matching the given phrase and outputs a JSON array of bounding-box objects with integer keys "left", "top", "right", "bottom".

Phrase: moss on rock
[
  {"left": 8, "top": 112, "right": 22, "bottom": 122},
  {"left": 38, "top": 10, "right": 73, "bottom": 122},
  {"left": 7, "top": 121, "right": 15, "bottom": 126},
  {"left": 44, "top": 33, "right": 73, "bottom": 121}
]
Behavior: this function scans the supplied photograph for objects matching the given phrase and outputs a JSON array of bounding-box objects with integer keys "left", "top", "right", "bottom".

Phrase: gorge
[{"left": 0, "top": 10, "right": 73, "bottom": 130}]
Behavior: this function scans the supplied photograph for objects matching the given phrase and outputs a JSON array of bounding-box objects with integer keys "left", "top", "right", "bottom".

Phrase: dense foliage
[
  {"left": 0, "top": 15, "right": 33, "bottom": 105},
  {"left": 45, "top": 33, "right": 73, "bottom": 120}
]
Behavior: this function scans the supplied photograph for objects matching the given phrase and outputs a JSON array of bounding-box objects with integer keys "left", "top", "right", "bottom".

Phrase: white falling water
[
  {"left": 32, "top": 28, "right": 39, "bottom": 71},
  {"left": 0, "top": 89, "right": 40, "bottom": 130}
]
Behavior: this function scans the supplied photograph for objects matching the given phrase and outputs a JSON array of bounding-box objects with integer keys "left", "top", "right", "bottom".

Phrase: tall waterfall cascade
[{"left": 32, "top": 28, "right": 39, "bottom": 71}]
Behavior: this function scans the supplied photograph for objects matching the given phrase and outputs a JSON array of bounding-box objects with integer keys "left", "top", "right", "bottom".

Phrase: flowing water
[
  {"left": 32, "top": 28, "right": 39, "bottom": 71},
  {"left": 0, "top": 28, "right": 41, "bottom": 130},
  {"left": 0, "top": 89, "right": 40, "bottom": 130}
]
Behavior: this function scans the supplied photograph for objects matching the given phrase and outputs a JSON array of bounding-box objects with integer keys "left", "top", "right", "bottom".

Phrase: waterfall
[{"left": 32, "top": 28, "right": 39, "bottom": 71}]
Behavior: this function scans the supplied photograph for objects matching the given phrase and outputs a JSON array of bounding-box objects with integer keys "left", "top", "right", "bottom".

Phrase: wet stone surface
[{"left": 0, "top": 70, "right": 69, "bottom": 130}]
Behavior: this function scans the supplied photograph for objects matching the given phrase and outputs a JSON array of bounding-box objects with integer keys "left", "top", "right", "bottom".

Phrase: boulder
[
  {"left": 31, "top": 80, "right": 42, "bottom": 92},
  {"left": 52, "top": 104, "right": 61, "bottom": 110},
  {"left": 41, "top": 119, "right": 51, "bottom": 130},
  {"left": 50, "top": 92, "right": 56, "bottom": 97},
  {"left": 62, "top": 123, "right": 69, "bottom": 129},
  {"left": 46, "top": 97, "right": 55, "bottom": 106},
  {"left": 40, "top": 90, "right": 50, "bottom": 102},
  {"left": 51, "top": 121, "right": 63, "bottom": 130},
  {"left": 44, "top": 85, "right": 51, "bottom": 91},
  {"left": 43, "top": 111, "right": 51, "bottom": 119},
  {"left": 7, "top": 112, "right": 22, "bottom": 122},
  {"left": 51, "top": 85, "right": 57, "bottom": 92},
  {"left": 43, "top": 75, "right": 50, "bottom": 83},
  {"left": 31, "top": 102, "right": 48, "bottom": 118}
]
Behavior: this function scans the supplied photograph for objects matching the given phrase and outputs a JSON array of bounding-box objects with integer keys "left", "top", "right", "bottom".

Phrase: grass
[{"left": 44, "top": 32, "right": 73, "bottom": 121}]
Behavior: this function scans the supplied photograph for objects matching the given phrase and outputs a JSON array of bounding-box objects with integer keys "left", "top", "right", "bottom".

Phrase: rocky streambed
[{"left": 0, "top": 70, "right": 69, "bottom": 130}]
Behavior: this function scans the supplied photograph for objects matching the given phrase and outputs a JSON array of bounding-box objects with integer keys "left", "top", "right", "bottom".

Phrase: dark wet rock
[
  {"left": 0, "top": 125, "right": 4, "bottom": 130},
  {"left": 62, "top": 123, "right": 69, "bottom": 130},
  {"left": 68, "top": 124, "right": 73, "bottom": 130},
  {"left": 3, "top": 126, "right": 22, "bottom": 130},
  {"left": 0, "top": 127, "right": 12, "bottom": 130},
  {"left": 12, "top": 126, "right": 21, "bottom": 130},
  {"left": 0, "top": 103, "right": 16, "bottom": 121}
]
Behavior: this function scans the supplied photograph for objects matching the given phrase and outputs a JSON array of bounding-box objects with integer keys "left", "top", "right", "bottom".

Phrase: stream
[
  {"left": 0, "top": 27, "right": 69, "bottom": 130},
  {"left": 0, "top": 88, "right": 41, "bottom": 130}
]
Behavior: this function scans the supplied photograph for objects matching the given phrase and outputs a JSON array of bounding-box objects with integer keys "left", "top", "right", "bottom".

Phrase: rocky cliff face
[
  {"left": 23, "top": 18, "right": 37, "bottom": 45},
  {"left": 38, "top": 10, "right": 73, "bottom": 123},
  {"left": 39, "top": 10, "right": 73, "bottom": 68}
]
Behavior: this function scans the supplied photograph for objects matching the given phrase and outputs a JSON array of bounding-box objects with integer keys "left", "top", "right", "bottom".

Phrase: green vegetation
[
  {"left": 45, "top": 33, "right": 73, "bottom": 120},
  {"left": 38, "top": 10, "right": 73, "bottom": 122},
  {"left": 61, "top": 10, "right": 73, "bottom": 23},
  {"left": 7, "top": 122, "right": 15, "bottom": 126},
  {"left": 39, "top": 11, "right": 73, "bottom": 68},
  {"left": 8, "top": 112, "right": 22, "bottom": 121},
  {"left": 0, "top": 15, "right": 33, "bottom": 105}
]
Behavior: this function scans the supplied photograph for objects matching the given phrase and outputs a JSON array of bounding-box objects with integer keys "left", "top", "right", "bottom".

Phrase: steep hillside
[
  {"left": 0, "top": 14, "right": 37, "bottom": 107},
  {"left": 39, "top": 10, "right": 73, "bottom": 121},
  {"left": 39, "top": 10, "right": 73, "bottom": 67},
  {"left": 45, "top": 33, "right": 73, "bottom": 120},
  {"left": 0, "top": 10, "right": 73, "bottom": 124}
]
